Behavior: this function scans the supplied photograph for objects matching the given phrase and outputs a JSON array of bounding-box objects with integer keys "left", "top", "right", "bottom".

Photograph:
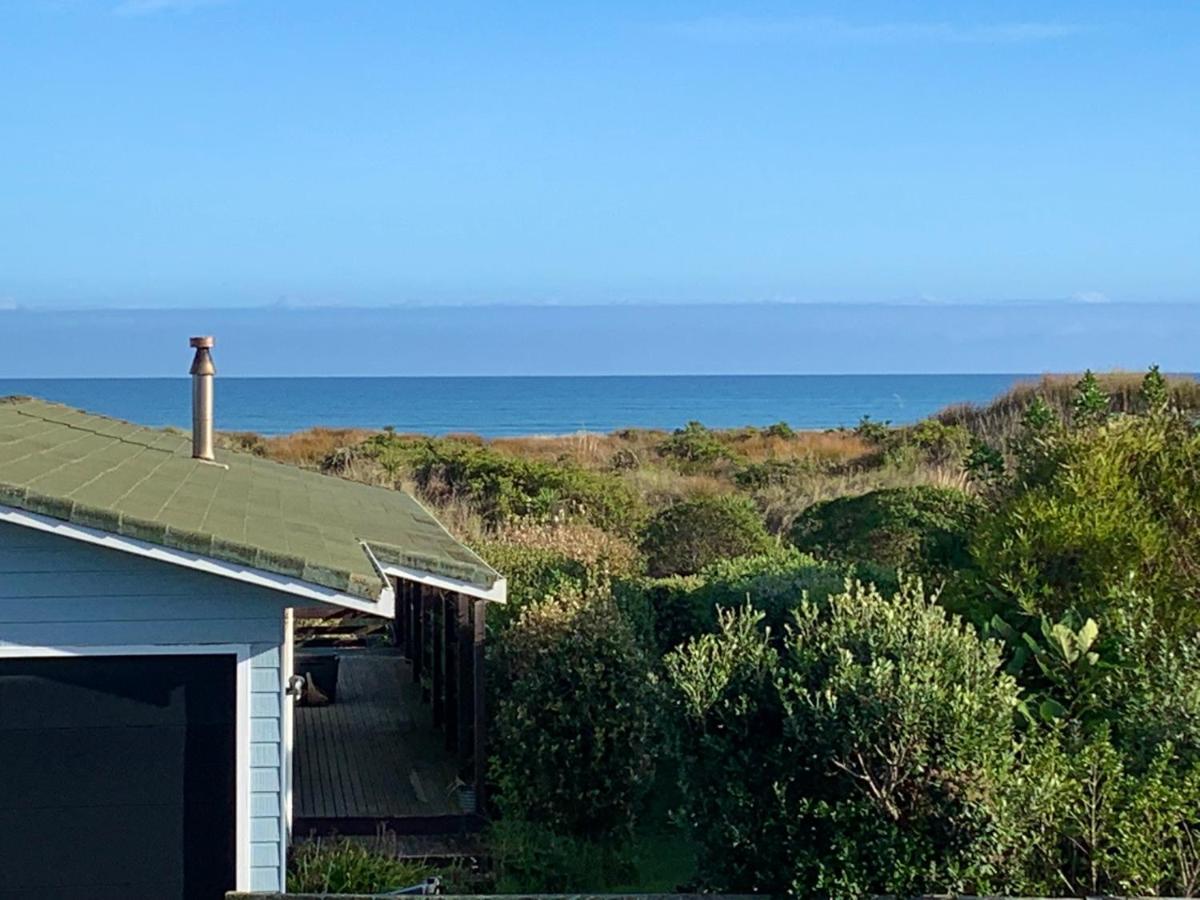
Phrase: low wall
[{"left": 228, "top": 895, "right": 762, "bottom": 900}]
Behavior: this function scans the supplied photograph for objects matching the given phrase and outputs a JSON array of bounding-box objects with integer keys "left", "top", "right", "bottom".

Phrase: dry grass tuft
[
  {"left": 219, "top": 427, "right": 377, "bottom": 467},
  {"left": 486, "top": 520, "right": 643, "bottom": 577}
]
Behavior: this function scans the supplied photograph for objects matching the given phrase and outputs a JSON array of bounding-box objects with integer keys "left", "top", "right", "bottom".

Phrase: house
[{"left": 0, "top": 338, "right": 504, "bottom": 899}]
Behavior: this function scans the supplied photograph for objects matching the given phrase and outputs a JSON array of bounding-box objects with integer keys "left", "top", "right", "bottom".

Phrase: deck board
[{"left": 294, "top": 653, "right": 463, "bottom": 820}]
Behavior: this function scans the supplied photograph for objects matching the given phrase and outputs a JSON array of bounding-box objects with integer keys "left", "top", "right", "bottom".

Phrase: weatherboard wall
[{"left": 0, "top": 520, "right": 293, "bottom": 893}]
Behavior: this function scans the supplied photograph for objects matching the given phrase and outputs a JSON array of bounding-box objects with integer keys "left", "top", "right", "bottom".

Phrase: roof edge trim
[
  {"left": 0, "top": 503, "right": 395, "bottom": 617},
  {"left": 382, "top": 560, "right": 508, "bottom": 604}
]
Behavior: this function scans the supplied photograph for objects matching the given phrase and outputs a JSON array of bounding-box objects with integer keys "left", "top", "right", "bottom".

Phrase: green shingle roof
[{"left": 0, "top": 397, "right": 499, "bottom": 601}]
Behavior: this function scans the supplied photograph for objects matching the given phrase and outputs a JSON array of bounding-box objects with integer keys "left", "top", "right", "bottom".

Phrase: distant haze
[{"left": 0, "top": 304, "right": 1192, "bottom": 378}]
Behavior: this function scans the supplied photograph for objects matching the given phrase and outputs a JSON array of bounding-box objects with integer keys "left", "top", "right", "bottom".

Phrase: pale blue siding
[{"left": 0, "top": 520, "right": 297, "bottom": 893}]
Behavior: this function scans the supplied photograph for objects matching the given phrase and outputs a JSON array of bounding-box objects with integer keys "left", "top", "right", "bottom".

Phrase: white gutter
[{"left": 0, "top": 504, "right": 395, "bottom": 617}]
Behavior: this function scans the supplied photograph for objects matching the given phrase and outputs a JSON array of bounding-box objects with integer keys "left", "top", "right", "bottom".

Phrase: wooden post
[
  {"left": 394, "top": 577, "right": 408, "bottom": 649},
  {"left": 431, "top": 591, "right": 445, "bottom": 727},
  {"left": 412, "top": 584, "right": 425, "bottom": 683},
  {"left": 456, "top": 593, "right": 474, "bottom": 772},
  {"left": 472, "top": 598, "right": 487, "bottom": 812},
  {"left": 405, "top": 581, "right": 418, "bottom": 663},
  {"left": 444, "top": 593, "right": 460, "bottom": 752}
]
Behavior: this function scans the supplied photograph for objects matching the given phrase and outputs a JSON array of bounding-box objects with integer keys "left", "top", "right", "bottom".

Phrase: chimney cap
[{"left": 189, "top": 336, "right": 215, "bottom": 349}]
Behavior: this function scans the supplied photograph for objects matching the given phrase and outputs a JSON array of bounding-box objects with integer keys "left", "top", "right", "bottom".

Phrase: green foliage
[
  {"left": 656, "top": 420, "right": 733, "bottom": 468},
  {"left": 1071, "top": 369, "right": 1111, "bottom": 426},
  {"left": 1142, "top": 364, "right": 1171, "bottom": 415},
  {"left": 854, "top": 414, "right": 892, "bottom": 445},
  {"left": 668, "top": 583, "right": 1022, "bottom": 896},
  {"left": 965, "top": 437, "right": 1006, "bottom": 489},
  {"left": 971, "top": 413, "right": 1200, "bottom": 633},
  {"left": 1005, "top": 728, "right": 1200, "bottom": 897},
  {"left": 991, "top": 612, "right": 1110, "bottom": 727},
  {"left": 891, "top": 419, "right": 974, "bottom": 468},
  {"left": 616, "top": 547, "right": 889, "bottom": 653},
  {"left": 474, "top": 541, "right": 590, "bottom": 628},
  {"left": 490, "top": 586, "right": 660, "bottom": 842},
  {"left": 640, "top": 494, "right": 773, "bottom": 577},
  {"left": 790, "top": 485, "right": 982, "bottom": 576},
  {"left": 287, "top": 839, "right": 433, "bottom": 894},
  {"left": 487, "top": 820, "right": 630, "bottom": 893},
  {"left": 764, "top": 420, "right": 795, "bottom": 439},
  {"left": 402, "top": 439, "right": 646, "bottom": 534},
  {"left": 613, "top": 573, "right": 707, "bottom": 653},
  {"left": 733, "top": 457, "right": 809, "bottom": 489}
]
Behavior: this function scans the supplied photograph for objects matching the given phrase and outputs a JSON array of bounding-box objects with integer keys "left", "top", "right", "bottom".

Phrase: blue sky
[
  {"left": 0, "top": 2, "right": 1196, "bottom": 376},
  {"left": 1, "top": 0, "right": 1196, "bottom": 311}
]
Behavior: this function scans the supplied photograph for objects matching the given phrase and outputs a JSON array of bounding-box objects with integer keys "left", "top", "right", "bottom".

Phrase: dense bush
[
  {"left": 474, "top": 541, "right": 590, "bottom": 627},
  {"left": 487, "top": 819, "right": 630, "bottom": 893},
  {"left": 971, "top": 411, "right": 1200, "bottom": 635},
  {"left": 668, "top": 582, "right": 1022, "bottom": 896},
  {"left": 640, "top": 494, "right": 773, "bottom": 577},
  {"left": 790, "top": 485, "right": 982, "bottom": 576},
  {"left": 1006, "top": 727, "right": 1200, "bottom": 897},
  {"left": 403, "top": 439, "right": 646, "bottom": 534},
  {"left": 288, "top": 839, "right": 433, "bottom": 894},
  {"left": 490, "top": 586, "right": 660, "bottom": 842},
  {"left": 618, "top": 548, "right": 896, "bottom": 653}
]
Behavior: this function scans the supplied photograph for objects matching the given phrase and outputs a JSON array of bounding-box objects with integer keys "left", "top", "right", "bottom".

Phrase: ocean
[{"left": 0, "top": 374, "right": 1031, "bottom": 437}]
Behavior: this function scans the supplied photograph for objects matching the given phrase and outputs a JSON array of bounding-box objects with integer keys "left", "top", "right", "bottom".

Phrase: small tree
[
  {"left": 1071, "top": 369, "right": 1110, "bottom": 427},
  {"left": 1141, "top": 364, "right": 1170, "bottom": 415}
]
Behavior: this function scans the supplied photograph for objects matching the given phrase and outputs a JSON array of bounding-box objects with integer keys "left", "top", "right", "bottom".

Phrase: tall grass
[
  {"left": 288, "top": 838, "right": 433, "bottom": 894},
  {"left": 937, "top": 371, "right": 1200, "bottom": 448}
]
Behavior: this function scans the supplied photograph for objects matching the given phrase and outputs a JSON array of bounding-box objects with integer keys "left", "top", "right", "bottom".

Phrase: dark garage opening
[{"left": 0, "top": 654, "right": 237, "bottom": 900}]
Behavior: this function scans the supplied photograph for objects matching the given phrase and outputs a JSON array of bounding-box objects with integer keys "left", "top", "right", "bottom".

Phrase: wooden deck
[{"left": 294, "top": 652, "right": 467, "bottom": 825}]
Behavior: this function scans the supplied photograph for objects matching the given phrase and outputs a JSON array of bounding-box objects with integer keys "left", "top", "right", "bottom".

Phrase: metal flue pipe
[{"left": 189, "top": 336, "right": 216, "bottom": 461}]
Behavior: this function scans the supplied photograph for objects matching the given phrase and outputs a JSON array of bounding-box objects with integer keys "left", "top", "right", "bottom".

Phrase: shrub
[
  {"left": 487, "top": 819, "right": 630, "bottom": 893},
  {"left": 971, "top": 414, "right": 1200, "bottom": 634},
  {"left": 474, "top": 541, "right": 590, "bottom": 629},
  {"left": 641, "top": 494, "right": 773, "bottom": 577},
  {"left": 733, "top": 457, "right": 810, "bottom": 489},
  {"left": 790, "top": 485, "right": 982, "bottom": 576},
  {"left": 405, "top": 439, "right": 646, "bottom": 535},
  {"left": 490, "top": 586, "right": 660, "bottom": 842},
  {"left": 1005, "top": 727, "right": 1200, "bottom": 897},
  {"left": 288, "top": 839, "right": 433, "bottom": 894},
  {"left": 618, "top": 548, "right": 897, "bottom": 653},
  {"left": 657, "top": 421, "right": 733, "bottom": 468},
  {"left": 901, "top": 418, "right": 973, "bottom": 467},
  {"left": 667, "top": 582, "right": 1021, "bottom": 896}
]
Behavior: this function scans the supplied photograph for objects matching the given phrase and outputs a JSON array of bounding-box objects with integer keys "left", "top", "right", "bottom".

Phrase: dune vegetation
[{"left": 261, "top": 368, "right": 1200, "bottom": 895}]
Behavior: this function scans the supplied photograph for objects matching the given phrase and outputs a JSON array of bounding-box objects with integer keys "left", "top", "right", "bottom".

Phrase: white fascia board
[
  {"left": 0, "top": 504, "right": 394, "bottom": 617},
  {"left": 381, "top": 561, "right": 508, "bottom": 604}
]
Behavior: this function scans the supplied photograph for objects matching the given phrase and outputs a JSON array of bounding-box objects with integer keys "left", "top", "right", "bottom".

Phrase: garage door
[{"left": 0, "top": 654, "right": 237, "bottom": 900}]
